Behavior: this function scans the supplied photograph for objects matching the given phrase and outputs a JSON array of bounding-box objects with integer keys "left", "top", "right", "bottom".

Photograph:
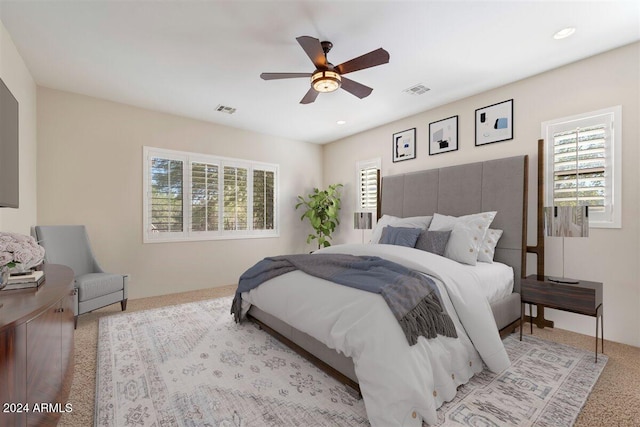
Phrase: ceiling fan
[{"left": 260, "top": 36, "right": 390, "bottom": 104}]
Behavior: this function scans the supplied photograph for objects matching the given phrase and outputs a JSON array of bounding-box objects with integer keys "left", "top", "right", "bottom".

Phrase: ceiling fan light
[{"left": 311, "top": 70, "right": 341, "bottom": 93}]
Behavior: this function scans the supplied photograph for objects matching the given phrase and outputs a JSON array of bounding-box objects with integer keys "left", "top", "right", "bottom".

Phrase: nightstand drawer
[{"left": 521, "top": 275, "right": 602, "bottom": 316}]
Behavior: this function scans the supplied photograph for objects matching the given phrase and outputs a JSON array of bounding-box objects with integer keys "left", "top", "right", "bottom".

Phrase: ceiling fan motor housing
[{"left": 320, "top": 41, "right": 333, "bottom": 56}]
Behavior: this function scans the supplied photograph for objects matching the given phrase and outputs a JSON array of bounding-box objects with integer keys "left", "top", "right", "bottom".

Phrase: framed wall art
[
  {"left": 429, "top": 115, "right": 458, "bottom": 155},
  {"left": 392, "top": 128, "right": 416, "bottom": 162},
  {"left": 475, "top": 99, "right": 514, "bottom": 146}
]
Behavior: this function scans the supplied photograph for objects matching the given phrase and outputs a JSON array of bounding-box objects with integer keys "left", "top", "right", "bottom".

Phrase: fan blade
[
  {"left": 340, "top": 77, "right": 373, "bottom": 99},
  {"left": 296, "top": 36, "right": 327, "bottom": 69},
  {"left": 300, "top": 87, "right": 319, "bottom": 104},
  {"left": 335, "top": 48, "right": 390, "bottom": 75},
  {"left": 261, "top": 72, "right": 312, "bottom": 80}
]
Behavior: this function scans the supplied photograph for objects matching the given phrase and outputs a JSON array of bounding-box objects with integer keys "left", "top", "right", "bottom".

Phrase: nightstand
[{"left": 520, "top": 274, "right": 604, "bottom": 362}]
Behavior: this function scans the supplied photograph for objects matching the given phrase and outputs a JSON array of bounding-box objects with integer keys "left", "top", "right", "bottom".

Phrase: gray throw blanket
[{"left": 231, "top": 254, "right": 457, "bottom": 345}]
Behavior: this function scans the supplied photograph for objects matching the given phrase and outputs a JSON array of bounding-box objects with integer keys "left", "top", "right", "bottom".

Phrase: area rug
[
  {"left": 95, "top": 296, "right": 607, "bottom": 427},
  {"left": 436, "top": 334, "right": 607, "bottom": 426}
]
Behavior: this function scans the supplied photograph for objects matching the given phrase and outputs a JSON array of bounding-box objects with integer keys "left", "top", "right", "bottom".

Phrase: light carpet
[{"left": 95, "top": 296, "right": 606, "bottom": 426}]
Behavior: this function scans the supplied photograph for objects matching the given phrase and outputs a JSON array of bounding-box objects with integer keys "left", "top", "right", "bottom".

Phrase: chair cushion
[{"left": 75, "top": 273, "right": 124, "bottom": 302}]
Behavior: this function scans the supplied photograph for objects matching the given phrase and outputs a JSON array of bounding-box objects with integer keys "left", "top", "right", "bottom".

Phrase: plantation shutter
[
  {"left": 144, "top": 147, "right": 279, "bottom": 242},
  {"left": 357, "top": 158, "right": 381, "bottom": 211},
  {"left": 253, "top": 169, "right": 275, "bottom": 230},
  {"left": 223, "top": 166, "right": 248, "bottom": 231},
  {"left": 191, "top": 162, "right": 219, "bottom": 232},
  {"left": 552, "top": 124, "right": 607, "bottom": 212},
  {"left": 149, "top": 157, "right": 184, "bottom": 233}
]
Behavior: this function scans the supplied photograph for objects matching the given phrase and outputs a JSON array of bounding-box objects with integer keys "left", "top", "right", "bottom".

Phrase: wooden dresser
[{"left": 0, "top": 264, "right": 75, "bottom": 426}]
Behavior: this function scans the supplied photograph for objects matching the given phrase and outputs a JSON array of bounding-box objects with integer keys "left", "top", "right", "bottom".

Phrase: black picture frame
[
  {"left": 392, "top": 128, "right": 416, "bottom": 162},
  {"left": 475, "top": 99, "right": 514, "bottom": 146},
  {"left": 429, "top": 115, "right": 458, "bottom": 155}
]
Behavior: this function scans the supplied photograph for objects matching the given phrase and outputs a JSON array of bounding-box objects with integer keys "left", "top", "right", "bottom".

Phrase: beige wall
[
  {"left": 323, "top": 42, "right": 640, "bottom": 347},
  {"left": 0, "top": 22, "right": 37, "bottom": 234},
  {"left": 37, "top": 88, "right": 323, "bottom": 299}
]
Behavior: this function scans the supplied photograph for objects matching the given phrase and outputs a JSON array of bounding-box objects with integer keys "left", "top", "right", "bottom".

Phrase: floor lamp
[
  {"left": 544, "top": 206, "right": 589, "bottom": 283},
  {"left": 354, "top": 212, "right": 373, "bottom": 244}
]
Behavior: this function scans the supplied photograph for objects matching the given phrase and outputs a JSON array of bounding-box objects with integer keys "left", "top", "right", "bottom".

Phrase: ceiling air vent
[
  {"left": 215, "top": 104, "right": 237, "bottom": 115},
  {"left": 403, "top": 84, "right": 430, "bottom": 96}
]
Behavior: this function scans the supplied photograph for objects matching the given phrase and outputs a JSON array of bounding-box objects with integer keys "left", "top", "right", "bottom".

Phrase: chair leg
[
  {"left": 74, "top": 315, "right": 78, "bottom": 330},
  {"left": 121, "top": 299, "right": 128, "bottom": 311}
]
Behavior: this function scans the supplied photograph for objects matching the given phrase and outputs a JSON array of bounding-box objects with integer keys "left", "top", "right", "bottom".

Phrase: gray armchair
[{"left": 34, "top": 225, "right": 128, "bottom": 328}]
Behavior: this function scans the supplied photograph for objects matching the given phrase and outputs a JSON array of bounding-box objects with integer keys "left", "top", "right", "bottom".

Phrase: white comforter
[{"left": 240, "top": 244, "right": 510, "bottom": 426}]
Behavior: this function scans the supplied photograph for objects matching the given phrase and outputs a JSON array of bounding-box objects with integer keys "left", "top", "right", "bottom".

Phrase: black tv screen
[{"left": 0, "top": 77, "right": 19, "bottom": 208}]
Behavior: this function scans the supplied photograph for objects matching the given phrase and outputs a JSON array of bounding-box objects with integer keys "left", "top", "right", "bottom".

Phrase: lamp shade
[
  {"left": 544, "top": 206, "right": 589, "bottom": 237},
  {"left": 354, "top": 212, "right": 373, "bottom": 230}
]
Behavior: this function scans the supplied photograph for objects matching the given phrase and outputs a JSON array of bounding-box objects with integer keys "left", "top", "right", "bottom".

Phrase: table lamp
[
  {"left": 544, "top": 206, "right": 589, "bottom": 283},
  {"left": 354, "top": 212, "right": 373, "bottom": 244}
]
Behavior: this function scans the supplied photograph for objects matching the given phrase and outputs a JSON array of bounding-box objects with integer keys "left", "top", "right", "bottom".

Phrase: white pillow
[
  {"left": 429, "top": 212, "right": 497, "bottom": 265},
  {"left": 478, "top": 229, "right": 504, "bottom": 263},
  {"left": 370, "top": 215, "right": 432, "bottom": 243}
]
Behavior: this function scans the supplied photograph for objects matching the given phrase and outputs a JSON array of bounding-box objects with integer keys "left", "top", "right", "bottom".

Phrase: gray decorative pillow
[
  {"left": 414, "top": 230, "right": 452, "bottom": 256},
  {"left": 379, "top": 226, "right": 422, "bottom": 247},
  {"left": 370, "top": 215, "right": 432, "bottom": 243}
]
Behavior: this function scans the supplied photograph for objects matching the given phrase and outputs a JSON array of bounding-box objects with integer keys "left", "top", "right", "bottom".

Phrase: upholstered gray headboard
[{"left": 380, "top": 155, "right": 528, "bottom": 291}]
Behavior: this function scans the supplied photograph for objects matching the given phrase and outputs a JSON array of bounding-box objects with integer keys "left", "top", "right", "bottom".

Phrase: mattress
[{"left": 463, "top": 261, "right": 514, "bottom": 304}]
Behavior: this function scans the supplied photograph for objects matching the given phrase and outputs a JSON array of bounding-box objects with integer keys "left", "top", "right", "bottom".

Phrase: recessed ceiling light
[
  {"left": 553, "top": 27, "right": 576, "bottom": 40},
  {"left": 337, "top": 120, "right": 347, "bottom": 125}
]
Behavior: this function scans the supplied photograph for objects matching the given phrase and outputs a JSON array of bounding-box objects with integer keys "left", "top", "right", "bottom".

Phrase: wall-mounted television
[{"left": 0, "top": 77, "right": 19, "bottom": 208}]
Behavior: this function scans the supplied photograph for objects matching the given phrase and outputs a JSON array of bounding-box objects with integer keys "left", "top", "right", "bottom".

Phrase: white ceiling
[{"left": 1, "top": 1, "right": 638, "bottom": 144}]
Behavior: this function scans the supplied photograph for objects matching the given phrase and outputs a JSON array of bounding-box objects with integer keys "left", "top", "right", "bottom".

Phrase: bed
[{"left": 236, "top": 153, "right": 531, "bottom": 426}]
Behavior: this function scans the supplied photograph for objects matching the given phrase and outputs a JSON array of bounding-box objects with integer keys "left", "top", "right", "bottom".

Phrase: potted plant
[{"left": 295, "top": 183, "right": 343, "bottom": 249}]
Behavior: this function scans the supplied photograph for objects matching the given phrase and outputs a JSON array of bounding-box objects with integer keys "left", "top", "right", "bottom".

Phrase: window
[
  {"left": 143, "top": 147, "right": 278, "bottom": 242},
  {"left": 542, "top": 106, "right": 621, "bottom": 228},
  {"left": 356, "top": 158, "right": 381, "bottom": 212}
]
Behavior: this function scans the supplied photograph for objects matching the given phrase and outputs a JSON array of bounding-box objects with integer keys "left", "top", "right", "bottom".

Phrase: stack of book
[{"left": 2, "top": 270, "right": 46, "bottom": 290}]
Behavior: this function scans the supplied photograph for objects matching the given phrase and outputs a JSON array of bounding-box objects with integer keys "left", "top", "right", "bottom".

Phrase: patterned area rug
[
  {"left": 95, "top": 296, "right": 606, "bottom": 427},
  {"left": 437, "top": 334, "right": 607, "bottom": 426}
]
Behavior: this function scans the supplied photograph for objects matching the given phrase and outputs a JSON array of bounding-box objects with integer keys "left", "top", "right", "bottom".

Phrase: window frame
[
  {"left": 542, "top": 106, "right": 622, "bottom": 229},
  {"left": 143, "top": 146, "right": 279, "bottom": 243}
]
